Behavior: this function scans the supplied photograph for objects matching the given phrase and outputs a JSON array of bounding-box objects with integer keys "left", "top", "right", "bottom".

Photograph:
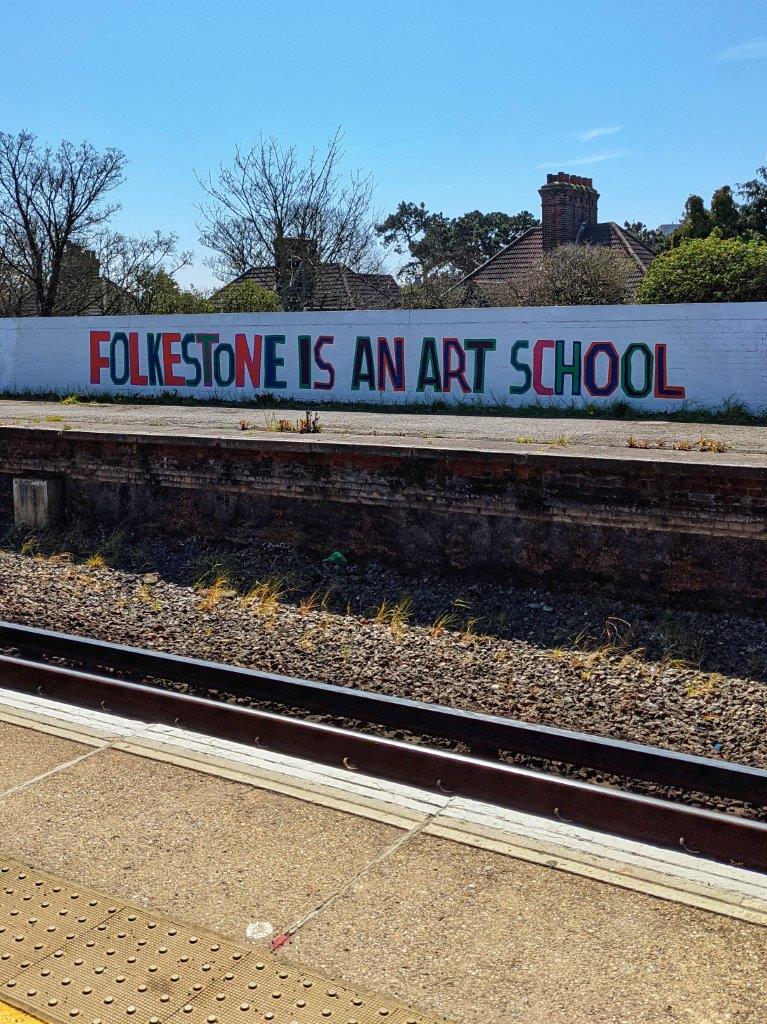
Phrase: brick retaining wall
[{"left": 0, "top": 427, "right": 765, "bottom": 612}]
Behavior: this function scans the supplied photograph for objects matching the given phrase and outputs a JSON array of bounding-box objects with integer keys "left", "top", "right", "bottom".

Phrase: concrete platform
[
  {"left": 1, "top": 692, "right": 767, "bottom": 1023},
  {"left": 0, "top": 398, "right": 765, "bottom": 458}
]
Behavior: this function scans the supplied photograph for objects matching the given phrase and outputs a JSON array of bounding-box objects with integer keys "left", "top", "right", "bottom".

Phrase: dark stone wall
[{"left": 1, "top": 426, "right": 765, "bottom": 613}]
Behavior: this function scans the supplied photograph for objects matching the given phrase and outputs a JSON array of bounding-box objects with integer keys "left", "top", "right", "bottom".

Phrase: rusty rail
[{"left": 0, "top": 621, "right": 765, "bottom": 873}]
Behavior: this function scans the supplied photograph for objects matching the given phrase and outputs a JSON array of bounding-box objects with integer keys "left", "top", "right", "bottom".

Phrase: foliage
[
  {"left": 737, "top": 165, "right": 767, "bottom": 238},
  {"left": 636, "top": 236, "right": 767, "bottom": 303},
  {"left": 622, "top": 221, "right": 668, "bottom": 255},
  {"left": 198, "top": 129, "right": 378, "bottom": 310},
  {"left": 669, "top": 168, "right": 767, "bottom": 248},
  {"left": 376, "top": 202, "right": 538, "bottom": 281},
  {"left": 0, "top": 130, "right": 188, "bottom": 316},
  {"left": 397, "top": 272, "right": 469, "bottom": 308},
  {"left": 211, "top": 278, "right": 281, "bottom": 312},
  {"left": 137, "top": 269, "right": 213, "bottom": 314},
  {"left": 507, "top": 244, "right": 635, "bottom": 306}
]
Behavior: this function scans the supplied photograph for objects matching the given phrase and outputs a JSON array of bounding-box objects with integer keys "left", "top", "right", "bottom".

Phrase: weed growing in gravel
[
  {"left": 241, "top": 577, "right": 285, "bottom": 616},
  {"left": 462, "top": 616, "right": 482, "bottom": 643},
  {"left": 430, "top": 610, "right": 459, "bottom": 636},
  {"left": 20, "top": 532, "right": 39, "bottom": 556},
  {"left": 192, "top": 554, "right": 239, "bottom": 590},
  {"left": 657, "top": 619, "right": 706, "bottom": 669},
  {"left": 59, "top": 394, "right": 81, "bottom": 405},
  {"left": 515, "top": 436, "right": 535, "bottom": 444},
  {"left": 298, "top": 588, "right": 333, "bottom": 615},
  {"left": 686, "top": 675, "right": 719, "bottom": 698},
  {"left": 549, "top": 434, "right": 572, "bottom": 447},
  {"left": 373, "top": 596, "right": 413, "bottom": 634},
  {"left": 198, "top": 574, "right": 236, "bottom": 611},
  {"left": 86, "top": 553, "right": 107, "bottom": 569},
  {"left": 44, "top": 414, "right": 63, "bottom": 423}
]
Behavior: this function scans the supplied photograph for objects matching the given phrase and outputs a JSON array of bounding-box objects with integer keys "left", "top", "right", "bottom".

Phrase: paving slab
[
  {"left": 0, "top": 747, "right": 402, "bottom": 944},
  {"left": 0, "top": 721, "right": 91, "bottom": 792},
  {"left": 287, "top": 833, "right": 767, "bottom": 1024}
]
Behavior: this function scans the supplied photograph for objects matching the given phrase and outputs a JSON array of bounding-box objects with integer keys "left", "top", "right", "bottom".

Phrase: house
[
  {"left": 225, "top": 238, "right": 400, "bottom": 311},
  {"left": 461, "top": 172, "right": 656, "bottom": 298}
]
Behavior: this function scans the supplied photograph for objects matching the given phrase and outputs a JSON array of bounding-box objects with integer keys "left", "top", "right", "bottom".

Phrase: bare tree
[
  {"left": 93, "top": 230, "right": 192, "bottom": 314},
  {"left": 0, "top": 131, "right": 125, "bottom": 314},
  {"left": 0, "top": 130, "right": 188, "bottom": 316},
  {"left": 198, "top": 129, "right": 379, "bottom": 310}
]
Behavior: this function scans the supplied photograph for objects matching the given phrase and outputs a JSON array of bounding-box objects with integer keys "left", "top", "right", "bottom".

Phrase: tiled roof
[
  {"left": 462, "top": 222, "right": 656, "bottom": 296},
  {"left": 230, "top": 263, "right": 400, "bottom": 311}
]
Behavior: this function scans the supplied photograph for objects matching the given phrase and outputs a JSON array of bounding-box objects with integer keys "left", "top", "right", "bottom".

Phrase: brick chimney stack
[{"left": 539, "top": 172, "right": 599, "bottom": 250}]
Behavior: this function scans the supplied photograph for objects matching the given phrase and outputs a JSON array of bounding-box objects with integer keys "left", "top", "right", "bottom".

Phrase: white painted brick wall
[{"left": 0, "top": 303, "right": 765, "bottom": 411}]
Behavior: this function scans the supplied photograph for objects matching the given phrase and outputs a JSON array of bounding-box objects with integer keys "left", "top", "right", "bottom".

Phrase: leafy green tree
[
  {"left": 139, "top": 269, "right": 213, "bottom": 314},
  {"left": 710, "top": 186, "right": 743, "bottom": 238},
  {"left": 212, "top": 278, "right": 281, "bottom": 312},
  {"left": 636, "top": 236, "right": 767, "bottom": 303},
  {"left": 376, "top": 202, "right": 538, "bottom": 281},
  {"left": 670, "top": 196, "right": 712, "bottom": 246},
  {"left": 622, "top": 221, "right": 668, "bottom": 255},
  {"left": 738, "top": 165, "right": 767, "bottom": 238}
]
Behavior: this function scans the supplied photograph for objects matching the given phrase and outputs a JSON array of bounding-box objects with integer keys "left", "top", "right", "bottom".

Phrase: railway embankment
[
  {"left": 0, "top": 532, "right": 764, "bottom": 780},
  {"left": 0, "top": 424, "right": 766, "bottom": 613}
]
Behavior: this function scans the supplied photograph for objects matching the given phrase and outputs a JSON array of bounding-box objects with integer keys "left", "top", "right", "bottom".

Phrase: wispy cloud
[
  {"left": 536, "top": 151, "right": 631, "bottom": 170},
  {"left": 577, "top": 125, "right": 622, "bottom": 143},
  {"left": 715, "top": 37, "right": 767, "bottom": 62}
]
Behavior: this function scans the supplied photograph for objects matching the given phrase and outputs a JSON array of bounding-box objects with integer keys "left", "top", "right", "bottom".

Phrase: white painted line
[{"left": 1, "top": 683, "right": 766, "bottom": 925}]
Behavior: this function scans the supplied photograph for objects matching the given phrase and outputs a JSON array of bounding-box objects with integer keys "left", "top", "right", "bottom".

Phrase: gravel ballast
[{"left": 0, "top": 526, "right": 765, "bottom": 780}]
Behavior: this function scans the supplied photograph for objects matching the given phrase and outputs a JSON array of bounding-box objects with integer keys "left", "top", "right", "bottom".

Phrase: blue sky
[{"left": 1, "top": 0, "right": 765, "bottom": 288}]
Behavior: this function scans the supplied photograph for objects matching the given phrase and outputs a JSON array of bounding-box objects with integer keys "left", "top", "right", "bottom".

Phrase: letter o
[
  {"left": 584, "top": 342, "right": 619, "bottom": 398},
  {"left": 621, "top": 343, "right": 654, "bottom": 399},
  {"left": 213, "top": 343, "right": 235, "bottom": 387},
  {"left": 109, "top": 332, "right": 130, "bottom": 385}
]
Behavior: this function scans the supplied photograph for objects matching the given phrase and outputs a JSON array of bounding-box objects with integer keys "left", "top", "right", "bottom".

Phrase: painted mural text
[{"left": 89, "top": 330, "right": 686, "bottom": 400}]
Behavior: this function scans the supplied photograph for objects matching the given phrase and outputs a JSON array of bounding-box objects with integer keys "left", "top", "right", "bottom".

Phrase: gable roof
[
  {"left": 229, "top": 263, "right": 400, "bottom": 311},
  {"left": 461, "top": 222, "right": 656, "bottom": 295}
]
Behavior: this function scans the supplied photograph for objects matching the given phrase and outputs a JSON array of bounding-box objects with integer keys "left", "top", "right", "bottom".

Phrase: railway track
[{"left": 0, "top": 619, "right": 766, "bottom": 873}]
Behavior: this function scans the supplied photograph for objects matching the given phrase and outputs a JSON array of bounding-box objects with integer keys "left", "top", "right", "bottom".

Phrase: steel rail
[
  {"left": 0, "top": 652, "right": 766, "bottom": 873},
  {"left": 0, "top": 620, "right": 766, "bottom": 805}
]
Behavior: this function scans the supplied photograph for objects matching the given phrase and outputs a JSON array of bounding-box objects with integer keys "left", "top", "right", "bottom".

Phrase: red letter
[
  {"left": 234, "top": 333, "right": 262, "bottom": 388},
  {"left": 162, "top": 332, "right": 185, "bottom": 387},
  {"left": 532, "top": 339, "right": 555, "bottom": 396},
  {"left": 128, "top": 331, "right": 148, "bottom": 386},
  {"left": 89, "top": 330, "right": 111, "bottom": 384},
  {"left": 654, "top": 343, "right": 685, "bottom": 399},
  {"left": 442, "top": 338, "right": 471, "bottom": 394}
]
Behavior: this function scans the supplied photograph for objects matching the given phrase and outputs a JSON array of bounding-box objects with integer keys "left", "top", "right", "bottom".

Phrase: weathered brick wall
[{"left": 0, "top": 426, "right": 765, "bottom": 612}]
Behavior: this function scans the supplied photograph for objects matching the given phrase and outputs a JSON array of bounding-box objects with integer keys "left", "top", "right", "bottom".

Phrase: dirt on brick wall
[{"left": 0, "top": 427, "right": 765, "bottom": 613}]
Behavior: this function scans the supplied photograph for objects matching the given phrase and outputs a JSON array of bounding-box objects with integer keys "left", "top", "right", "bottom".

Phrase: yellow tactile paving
[
  {"left": 0, "top": 857, "right": 444, "bottom": 1024},
  {"left": 0, "top": 1002, "right": 43, "bottom": 1024}
]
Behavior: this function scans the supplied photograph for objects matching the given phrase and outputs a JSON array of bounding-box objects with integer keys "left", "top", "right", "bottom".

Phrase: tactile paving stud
[{"left": 0, "top": 859, "right": 120, "bottom": 986}]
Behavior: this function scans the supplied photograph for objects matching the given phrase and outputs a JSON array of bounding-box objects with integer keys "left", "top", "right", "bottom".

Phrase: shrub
[
  {"left": 636, "top": 236, "right": 767, "bottom": 303},
  {"left": 142, "top": 270, "right": 214, "bottom": 314},
  {"left": 212, "top": 279, "right": 281, "bottom": 313},
  {"left": 510, "top": 244, "right": 634, "bottom": 306}
]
